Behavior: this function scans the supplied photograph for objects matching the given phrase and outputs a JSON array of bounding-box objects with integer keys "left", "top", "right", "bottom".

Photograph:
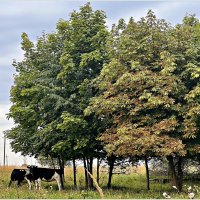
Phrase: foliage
[
  {"left": 7, "top": 3, "right": 109, "bottom": 161},
  {"left": 86, "top": 11, "right": 200, "bottom": 159},
  {"left": 6, "top": 4, "right": 200, "bottom": 192}
]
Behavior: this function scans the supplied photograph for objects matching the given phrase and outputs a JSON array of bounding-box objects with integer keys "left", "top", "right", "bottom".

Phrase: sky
[{"left": 1, "top": 0, "right": 200, "bottom": 166}]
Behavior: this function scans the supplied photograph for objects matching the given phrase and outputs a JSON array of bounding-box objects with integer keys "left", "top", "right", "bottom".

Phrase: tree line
[{"left": 7, "top": 3, "right": 200, "bottom": 191}]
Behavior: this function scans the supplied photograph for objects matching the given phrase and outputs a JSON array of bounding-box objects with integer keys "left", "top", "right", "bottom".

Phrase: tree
[
  {"left": 7, "top": 3, "right": 109, "bottom": 189},
  {"left": 55, "top": 3, "right": 109, "bottom": 188},
  {"left": 165, "top": 14, "right": 200, "bottom": 190},
  {"left": 85, "top": 11, "right": 200, "bottom": 191}
]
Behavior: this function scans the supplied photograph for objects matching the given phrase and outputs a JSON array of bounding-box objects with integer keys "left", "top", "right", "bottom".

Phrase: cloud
[
  {"left": 0, "top": 51, "right": 22, "bottom": 104},
  {"left": 0, "top": 103, "right": 14, "bottom": 165},
  {"left": 0, "top": 103, "right": 37, "bottom": 166},
  {"left": 119, "top": 1, "right": 200, "bottom": 25},
  {"left": 0, "top": 103, "right": 13, "bottom": 126},
  {"left": 0, "top": 0, "right": 82, "bottom": 18},
  {"left": 1, "top": 0, "right": 200, "bottom": 166},
  {"left": 92, "top": 1, "right": 200, "bottom": 28},
  {"left": 92, "top": 1, "right": 159, "bottom": 26}
]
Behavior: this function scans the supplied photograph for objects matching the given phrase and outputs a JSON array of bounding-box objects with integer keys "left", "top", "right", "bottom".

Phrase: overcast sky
[{"left": 1, "top": 0, "right": 200, "bottom": 166}]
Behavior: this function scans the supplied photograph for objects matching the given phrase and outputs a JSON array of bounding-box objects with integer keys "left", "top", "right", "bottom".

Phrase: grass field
[{"left": 0, "top": 166, "right": 199, "bottom": 199}]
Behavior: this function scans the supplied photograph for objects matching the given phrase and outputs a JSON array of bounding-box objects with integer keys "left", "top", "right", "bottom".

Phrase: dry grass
[
  {"left": 132, "top": 165, "right": 146, "bottom": 174},
  {"left": 0, "top": 165, "right": 28, "bottom": 174},
  {"left": 0, "top": 165, "right": 198, "bottom": 199},
  {"left": 64, "top": 166, "right": 85, "bottom": 176}
]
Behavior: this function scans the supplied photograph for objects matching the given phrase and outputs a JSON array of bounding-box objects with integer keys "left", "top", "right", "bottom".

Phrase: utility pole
[
  {"left": 3, "top": 131, "right": 6, "bottom": 166},
  {"left": 23, "top": 156, "right": 27, "bottom": 165},
  {"left": 6, "top": 155, "right": 8, "bottom": 166}
]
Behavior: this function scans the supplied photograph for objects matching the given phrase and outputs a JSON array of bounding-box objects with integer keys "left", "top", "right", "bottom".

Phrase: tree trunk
[
  {"left": 86, "top": 157, "right": 93, "bottom": 189},
  {"left": 177, "top": 157, "right": 183, "bottom": 191},
  {"left": 83, "top": 157, "right": 88, "bottom": 189},
  {"left": 87, "top": 157, "right": 94, "bottom": 189},
  {"left": 90, "top": 157, "right": 94, "bottom": 188},
  {"left": 72, "top": 157, "right": 77, "bottom": 190},
  {"left": 167, "top": 156, "right": 180, "bottom": 191},
  {"left": 97, "top": 157, "right": 100, "bottom": 185},
  {"left": 107, "top": 154, "right": 116, "bottom": 189},
  {"left": 144, "top": 157, "right": 150, "bottom": 190},
  {"left": 58, "top": 157, "right": 64, "bottom": 189},
  {"left": 61, "top": 158, "right": 65, "bottom": 183}
]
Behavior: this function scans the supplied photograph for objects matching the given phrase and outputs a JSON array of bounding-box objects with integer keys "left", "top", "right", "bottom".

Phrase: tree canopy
[
  {"left": 7, "top": 3, "right": 109, "bottom": 162},
  {"left": 6, "top": 4, "right": 200, "bottom": 191},
  {"left": 86, "top": 11, "right": 200, "bottom": 159}
]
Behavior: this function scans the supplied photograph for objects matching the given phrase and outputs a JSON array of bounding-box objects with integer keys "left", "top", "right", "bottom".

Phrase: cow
[
  {"left": 25, "top": 165, "right": 62, "bottom": 191},
  {"left": 8, "top": 169, "right": 27, "bottom": 188}
]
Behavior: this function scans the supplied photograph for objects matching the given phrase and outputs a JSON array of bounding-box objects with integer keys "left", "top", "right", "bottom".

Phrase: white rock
[
  {"left": 188, "top": 192, "right": 195, "bottom": 199},
  {"left": 163, "top": 192, "right": 171, "bottom": 199}
]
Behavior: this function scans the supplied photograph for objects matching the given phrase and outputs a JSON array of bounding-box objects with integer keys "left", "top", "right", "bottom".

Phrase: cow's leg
[
  {"left": 38, "top": 178, "right": 42, "bottom": 190},
  {"left": 14, "top": 180, "right": 19, "bottom": 187},
  {"left": 25, "top": 177, "right": 32, "bottom": 190},
  {"left": 35, "top": 180, "right": 38, "bottom": 190},
  {"left": 7, "top": 180, "right": 12, "bottom": 188},
  {"left": 53, "top": 172, "right": 62, "bottom": 191},
  {"left": 34, "top": 179, "right": 41, "bottom": 190},
  {"left": 17, "top": 180, "right": 22, "bottom": 186}
]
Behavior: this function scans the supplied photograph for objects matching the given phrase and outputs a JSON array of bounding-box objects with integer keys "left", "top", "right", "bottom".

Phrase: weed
[{"left": 1, "top": 166, "right": 200, "bottom": 198}]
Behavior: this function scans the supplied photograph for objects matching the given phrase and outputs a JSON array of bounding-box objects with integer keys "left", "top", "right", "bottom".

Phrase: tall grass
[{"left": 0, "top": 166, "right": 199, "bottom": 199}]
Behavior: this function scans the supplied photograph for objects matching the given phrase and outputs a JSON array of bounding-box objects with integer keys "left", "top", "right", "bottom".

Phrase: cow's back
[
  {"left": 26, "top": 166, "right": 63, "bottom": 190},
  {"left": 29, "top": 167, "right": 61, "bottom": 180},
  {"left": 37, "top": 168, "right": 56, "bottom": 180},
  {"left": 8, "top": 169, "right": 27, "bottom": 188},
  {"left": 11, "top": 169, "right": 26, "bottom": 181}
]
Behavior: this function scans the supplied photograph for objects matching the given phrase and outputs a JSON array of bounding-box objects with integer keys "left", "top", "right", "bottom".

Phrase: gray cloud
[{"left": 1, "top": 0, "right": 200, "bottom": 166}]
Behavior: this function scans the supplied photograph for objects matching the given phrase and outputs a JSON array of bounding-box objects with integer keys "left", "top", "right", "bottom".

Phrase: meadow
[{"left": 0, "top": 166, "right": 199, "bottom": 199}]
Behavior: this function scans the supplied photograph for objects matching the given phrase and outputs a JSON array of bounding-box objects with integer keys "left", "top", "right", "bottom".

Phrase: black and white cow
[
  {"left": 26, "top": 165, "right": 62, "bottom": 191},
  {"left": 8, "top": 169, "right": 27, "bottom": 188}
]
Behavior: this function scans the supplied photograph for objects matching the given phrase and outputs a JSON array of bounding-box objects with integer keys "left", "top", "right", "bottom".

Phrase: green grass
[{"left": 0, "top": 166, "right": 199, "bottom": 199}]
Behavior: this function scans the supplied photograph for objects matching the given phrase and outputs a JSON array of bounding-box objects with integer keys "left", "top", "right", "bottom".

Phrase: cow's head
[
  {"left": 26, "top": 165, "right": 38, "bottom": 175},
  {"left": 27, "top": 165, "right": 38, "bottom": 169}
]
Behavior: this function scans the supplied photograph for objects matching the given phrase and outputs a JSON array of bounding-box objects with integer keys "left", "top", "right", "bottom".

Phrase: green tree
[
  {"left": 7, "top": 3, "right": 108, "bottom": 189},
  {"left": 55, "top": 3, "right": 109, "bottom": 188}
]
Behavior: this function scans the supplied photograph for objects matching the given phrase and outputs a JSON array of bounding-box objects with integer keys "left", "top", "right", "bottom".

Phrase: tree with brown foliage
[{"left": 85, "top": 12, "right": 200, "bottom": 191}]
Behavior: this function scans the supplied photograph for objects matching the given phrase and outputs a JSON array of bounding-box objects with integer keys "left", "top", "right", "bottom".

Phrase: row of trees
[{"left": 7, "top": 3, "right": 200, "bottom": 191}]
